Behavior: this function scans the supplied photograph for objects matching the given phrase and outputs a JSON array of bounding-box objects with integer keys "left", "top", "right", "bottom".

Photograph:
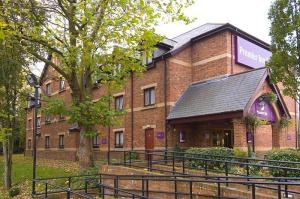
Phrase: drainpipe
[
  {"left": 163, "top": 57, "right": 168, "bottom": 151},
  {"left": 231, "top": 33, "right": 234, "bottom": 74},
  {"left": 131, "top": 71, "right": 134, "bottom": 150}
]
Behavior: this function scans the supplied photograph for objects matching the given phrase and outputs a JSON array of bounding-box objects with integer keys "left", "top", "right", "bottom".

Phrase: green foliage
[
  {"left": 8, "top": 186, "right": 20, "bottom": 197},
  {"left": 261, "top": 92, "right": 277, "bottom": 103},
  {"left": 245, "top": 115, "right": 268, "bottom": 128},
  {"left": 233, "top": 148, "right": 248, "bottom": 158},
  {"left": 185, "top": 147, "right": 234, "bottom": 171},
  {"left": 173, "top": 144, "right": 184, "bottom": 157},
  {"left": 267, "top": 0, "right": 300, "bottom": 98},
  {"left": 279, "top": 117, "right": 293, "bottom": 128},
  {"left": 266, "top": 148, "right": 300, "bottom": 177},
  {"left": 125, "top": 151, "right": 138, "bottom": 161}
]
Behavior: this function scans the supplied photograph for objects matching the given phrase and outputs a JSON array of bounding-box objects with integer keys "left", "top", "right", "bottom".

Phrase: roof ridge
[
  {"left": 172, "top": 23, "right": 225, "bottom": 39},
  {"left": 191, "top": 68, "right": 267, "bottom": 86}
]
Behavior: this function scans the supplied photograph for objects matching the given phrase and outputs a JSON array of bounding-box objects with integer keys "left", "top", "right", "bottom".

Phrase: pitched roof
[{"left": 167, "top": 68, "right": 267, "bottom": 120}]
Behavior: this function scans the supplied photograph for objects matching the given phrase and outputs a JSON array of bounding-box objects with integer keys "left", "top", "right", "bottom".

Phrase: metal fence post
[
  {"left": 189, "top": 181, "right": 193, "bottom": 199},
  {"left": 217, "top": 177, "right": 221, "bottom": 199},
  {"left": 101, "top": 185, "right": 105, "bottom": 198},
  {"left": 108, "top": 151, "right": 110, "bottom": 165},
  {"left": 123, "top": 150, "right": 126, "bottom": 165},
  {"left": 182, "top": 156, "right": 185, "bottom": 174},
  {"left": 66, "top": 189, "right": 71, "bottom": 199},
  {"left": 174, "top": 176, "right": 177, "bottom": 199},
  {"left": 68, "top": 177, "right": 71, "bottom": 189},
  {"left": 142, "top": 176, "right": 145, "bottom": 196},
  {"left": 84, "top": 178, "right": 88, "bottom": 194},
  {"left": 284, "top": 170, "right": 288, "bottom": 198},
  {"left": 129, "top": 151, "right": 132, "bottom": 166},
  {"left": 44, "top": 182, "right": 48, "bottom": 199},
  {"left": 251, "top": 184, "right": 256, "bottom": 199},
  {"left": 278, "top": 184, "right": 282, "bottom": 199},
  {"left": 225, "top": 162, "right": 228, "bottom": 187},
  {"left": 172, "top": 154, "right": 175, "bottom": 174},
  {"left": 204, "top": 159, "right": 208, "bottom": 176}
]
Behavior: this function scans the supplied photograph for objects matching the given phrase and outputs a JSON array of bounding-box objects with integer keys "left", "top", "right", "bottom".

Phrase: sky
[
  {"left": 156, "top": 0, "right": 274, "bottom": 44},
  {"left": 32, "top": 0, "right": 275, "bottom": 76}
]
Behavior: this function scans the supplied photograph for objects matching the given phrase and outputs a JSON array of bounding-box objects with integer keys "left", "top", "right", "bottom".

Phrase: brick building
[{"left": 25, "top": 23, "right": 299, "bottom": 160}]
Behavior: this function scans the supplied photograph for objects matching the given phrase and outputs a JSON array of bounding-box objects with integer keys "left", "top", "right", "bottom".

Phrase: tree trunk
[
  {"left": 77, "top": 129, "right": 94, "bottom": 172},
  {"left": 3, "top": 134, "right": 12, "bottom": 189}
]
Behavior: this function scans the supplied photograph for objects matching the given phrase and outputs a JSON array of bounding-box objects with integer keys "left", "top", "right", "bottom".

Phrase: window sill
[
  {"left": 114, "top": 146, "right": 124, "bottom": 150},
  {"left": 59, "top": 118, "right": 66, "bottom": 122},
  {"left": 93, "top": 145, "right": 100, "bottom": 148},
  {"left": 58, "top": 89, "right": 66, "bottom": 93},
  {"left": 141, "top": 105, "right": 156, "bottom": 111}
]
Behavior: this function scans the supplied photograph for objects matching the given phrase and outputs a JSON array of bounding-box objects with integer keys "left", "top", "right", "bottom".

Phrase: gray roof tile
[{"left": 167, "top": 68, "right": 267, "bottom": 120}]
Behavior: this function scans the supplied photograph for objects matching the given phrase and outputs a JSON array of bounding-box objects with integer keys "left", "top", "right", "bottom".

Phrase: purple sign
[
  {"left": 246, "top": 131, "right": 252, "bottom": 143},
  {"left": 236, "top": 36, "right": 271, "bottom": 68},
  {"left": 250, "top": 97, "right": 276, "bottom": 122},
  {"left": 287, "top": 134, "right": 292, "bottom": 140},
  {"left": 101, "top": 138, "right": 107, "bottom": 144},
  {"left": 156, "top": 132, "right": 164, "bottom": 139}
]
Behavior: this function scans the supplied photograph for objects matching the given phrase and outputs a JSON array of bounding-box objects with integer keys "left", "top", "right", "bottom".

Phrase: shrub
[
  {"left": 266, "top": 148, "right": 300, "bottom": 177},
  {"left": 9, "top": 187, "right": 20, "bottom": 197},
  {"left": 185, "top": 147, "right": 234, "bottom": 171},
  {"left": 173, "top": 144, "right": 184, "bottom": 158},
  {"left": 125, "top": 151, "right": 138, "bottom": 161},
  {"left": 233, "top": 148, "right": 248, "bottom": 158}
]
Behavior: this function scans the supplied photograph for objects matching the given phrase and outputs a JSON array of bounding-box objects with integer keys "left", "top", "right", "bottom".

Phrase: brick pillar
[
  {"left": 271, "top": 123, "right": 280, "bottom": 149},
  {"left": 232, "top": 119, "right": 247, "bottom": 151}
]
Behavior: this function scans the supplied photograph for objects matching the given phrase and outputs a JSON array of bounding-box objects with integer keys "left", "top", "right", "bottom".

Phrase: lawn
[{"left": 0, "top": 154, "right": 80, "bottom": 198}]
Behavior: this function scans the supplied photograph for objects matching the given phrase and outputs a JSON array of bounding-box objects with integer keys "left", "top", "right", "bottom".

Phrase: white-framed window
[
  {"left": 59, "top": 77, "right": 65, "bottom": 91},
  {"left": 115, "top": 95, "right": 124, "bottom": 111},
  {"left": 45, "top": 83, "right": 52, "bottom": 96},
  {"left": 93, "top": 134, "right": 100, "bottom": 148},
  {"left": 45, "top": 114, "right": 51, "bottom": 124},
  {"left": 144, "top": 87, "right": 155, "bottom": 106},
  {"left": 59, "top": 135, "right": 64, "bottom": 149},
  {"left": 115, "top": 131, "right": 124, "bottom": 148},
  {"left": 45, "top": 136, "right": 50, "bottom": 148},
  {"left": 37, "top": 117, "right": 41, "bottom": 128}
]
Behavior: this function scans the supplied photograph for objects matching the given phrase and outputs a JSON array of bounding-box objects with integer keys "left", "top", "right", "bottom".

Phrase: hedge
[
  {"left": 185, "top": 147, "right": 234, "bottom": 171},
  {"left": 265, "top": 148, "right": 300, "bottom": 177}
]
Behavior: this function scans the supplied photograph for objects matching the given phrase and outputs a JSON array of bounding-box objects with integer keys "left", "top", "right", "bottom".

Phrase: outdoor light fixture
[
  {"left": 26, "top": 73, "right": 39, "bottom": 196},
  {"left": 26, "top": 73, "right": 39, "bottom": 87}
]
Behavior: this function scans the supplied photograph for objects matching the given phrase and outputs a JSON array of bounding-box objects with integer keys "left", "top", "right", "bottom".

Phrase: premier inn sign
[{"left": 236, "top": 36, "right": 272, "bottom": 69}]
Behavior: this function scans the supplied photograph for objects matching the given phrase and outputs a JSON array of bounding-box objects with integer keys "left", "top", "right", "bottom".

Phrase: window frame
[
  {"left": 58, "top": 135, "right": 64, "bottom": 149},
  {"left": 37, "top": 117, "right": 41, "bottom": 128},
  {"left": 45, "top": 114, "right": 51, "bottom": 124},
  {"left": 115, "top": 95, "right": 124, "bottom": 111},
  {"left": 144, "top": 87, "right": 155, "bottom": 106},
  {"left": 115, "top": 131, "right": 124, "bottom": 148},
  {"left": 93, "top": 134, "right": 100, "bottom": 148},
  {"left": 45, "top": 83, "right": 52, "bottom": 96},
  {"left": 45, "top": 136, "right": 50, "bottom": 148},
  {"left": 59, "top": 77, "right": 65, "bottom": 91},
  {"left": 28, "top": 139, "right": 32, "bottom": 149}
]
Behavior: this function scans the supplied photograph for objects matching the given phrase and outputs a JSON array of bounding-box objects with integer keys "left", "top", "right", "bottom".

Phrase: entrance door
[{"left": 145, "top": 128, "right": 154, "bottom": 150}]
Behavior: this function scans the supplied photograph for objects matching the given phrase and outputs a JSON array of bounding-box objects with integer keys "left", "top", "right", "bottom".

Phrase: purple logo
[
  {"left": 156, "top": 132, "right": 164, "bottom": 139},
  {"left": 101, "top": 138, "right": 107, "bottom": 144},
  {"left": 250, "top": 97, "right": 276, "bottom": 122},
  {"left": 236, "top": 36, "right": 271, "bottom": 68},
  {"left": 287, "top": 134, "right": 292, "bottom": 140}
]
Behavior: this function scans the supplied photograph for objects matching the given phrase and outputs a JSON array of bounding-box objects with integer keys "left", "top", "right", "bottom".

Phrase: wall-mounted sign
[
  {"left": 156, "top": 132, "right": 164, "bottom": 139},
  {"left": 287, "top": 134, "right": 292, "bottom": 140},
  {"left": 250, "top": 97, "right": 276, "bottom": 122},
  {"left": 101, "top": 138, "right": 108, "bottom": 144},
  {"left": 236, "top": 36, "right": 271, "bottom": 69}
]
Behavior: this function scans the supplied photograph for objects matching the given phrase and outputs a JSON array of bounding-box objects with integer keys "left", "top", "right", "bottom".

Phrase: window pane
[
  {"left": 144, "top": 90, "right": 150, "bottom": 106},
  {"left": 150, "top": 88, "right": 155, "bottom": 104},
  {"left": 120, "top": 133, "right": 123, "bottom": 146}
]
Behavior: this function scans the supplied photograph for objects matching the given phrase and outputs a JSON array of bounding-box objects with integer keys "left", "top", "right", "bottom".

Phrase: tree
[
  {"left": 267, "top": 0, "right": 300, "bottom": 98},
  {"left": 0, "top": 0, "right": 194, "bottom": 171},
  {"left": 0, "top": 38, "right": 28, "bottom": 190}
]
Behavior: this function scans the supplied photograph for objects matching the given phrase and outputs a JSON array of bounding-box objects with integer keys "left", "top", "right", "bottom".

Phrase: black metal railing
[
  {"left": 108, "top": 149, "right": 300, "bottom": 178},
  {"left": 34, "top": 173, "right": 300, "bottom": 199}
]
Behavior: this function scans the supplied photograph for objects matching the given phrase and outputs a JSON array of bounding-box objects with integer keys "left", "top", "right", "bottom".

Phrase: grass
[{"left": 0, "top": 154, "right": 80, "bottom": 198}]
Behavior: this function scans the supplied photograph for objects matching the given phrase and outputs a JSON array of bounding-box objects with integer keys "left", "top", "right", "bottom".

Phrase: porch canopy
[{"left": 167, "top": 68, "right": 289, "bottom": 124}]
